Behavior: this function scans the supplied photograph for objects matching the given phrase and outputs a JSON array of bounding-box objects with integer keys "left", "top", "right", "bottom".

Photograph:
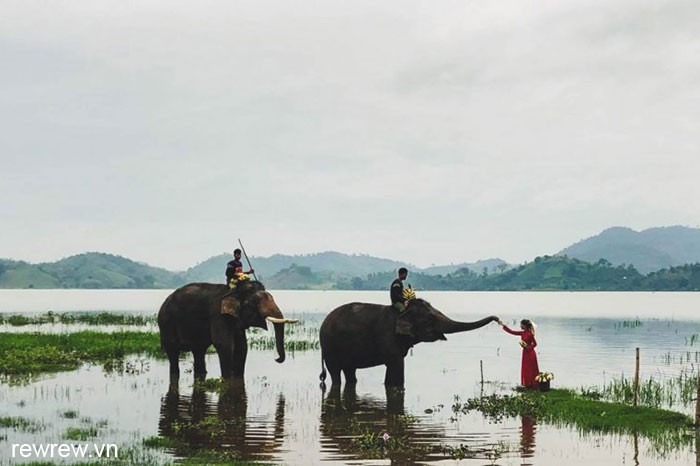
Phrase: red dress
[{"left": 502, "top": 326, "right": 539, "bottom": 389}]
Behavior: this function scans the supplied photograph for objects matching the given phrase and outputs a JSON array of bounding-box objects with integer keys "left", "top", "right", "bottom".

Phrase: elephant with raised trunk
[
  {"left": 319, "top": 298, "right": 498, "bottom": 388},
  {"left": 158, "top": 281, "right": 296, "bottom": 380}
]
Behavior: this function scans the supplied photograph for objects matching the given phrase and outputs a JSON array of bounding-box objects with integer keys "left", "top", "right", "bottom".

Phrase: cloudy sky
[{"left": 2, "top": 0, "right": 698, "bottom": 271}]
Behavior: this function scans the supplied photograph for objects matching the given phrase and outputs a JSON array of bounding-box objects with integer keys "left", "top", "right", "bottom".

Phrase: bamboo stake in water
[
  {"left": 480, "top": 359, "right": 484, "bottom": 399},
  {"left": 695, "top": 374, "right": 700, "bottom": 426},
  {"left": 633, "top": 347, "right": 640, "bottom": 407}
]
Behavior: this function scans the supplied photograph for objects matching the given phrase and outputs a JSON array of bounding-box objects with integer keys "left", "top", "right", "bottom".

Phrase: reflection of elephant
[
  {"left": 319, "top": 299, "right": 498, "bottom": 387},
  {"left": 157, "top": 281, "right": 296, "bottom": 380},
  {"left": 158, "top": 382, "right": 286, "bottom": 462},
  {"left": 320, "top": 386, "right": 445, "bottom": 464}
]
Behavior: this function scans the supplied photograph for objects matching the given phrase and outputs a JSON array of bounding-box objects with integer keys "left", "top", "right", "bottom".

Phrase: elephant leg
[
  {"left": 192, "top": 348, "right": 207, "bottom": 381},
  {"left": 384, "top": 358, "right": 405, "bottom": 387},
  {"left": 342, "top": 368, "right": 357, "bottom": 387},
  {"left": 324, "top": 360, "right": 343, "bottom": 388},
  {"left": 231, "top": 333, "right": 248, "bottom": 379},
  {"left": 165, "top": 347, "right": 180, "bottom": 381},
  {"left": 215, "top": 344, "right": 233, "bottom": 379}
]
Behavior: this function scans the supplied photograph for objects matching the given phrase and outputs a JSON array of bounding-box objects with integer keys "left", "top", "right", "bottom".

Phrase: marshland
[{"left": 1, "top": 290, "right": 700, "bottom": 465}]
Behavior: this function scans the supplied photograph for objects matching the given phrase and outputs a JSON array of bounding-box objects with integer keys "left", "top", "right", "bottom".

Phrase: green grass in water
[
  {"left": 0, "top": 326, "right": 319, "bottom": 377},
  {"left": 1, "top": 312, "right": 157, "bottom": 326},
  {"left": 453, "top": 389, "right": 695, "bottom": 454},
  {"left": 0, "top": 331, "right": 162, "bottom": 375}
]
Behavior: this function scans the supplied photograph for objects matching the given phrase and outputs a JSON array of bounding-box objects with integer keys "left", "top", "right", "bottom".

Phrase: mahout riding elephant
[
  {"left": 158, "top": 280, "right": 296, "bottom": 380},
  {"left": 319, "top": 298, "right": 498, "bottom": 388}
]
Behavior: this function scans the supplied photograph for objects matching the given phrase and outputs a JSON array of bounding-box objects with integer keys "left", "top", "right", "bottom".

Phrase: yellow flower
[
  {"left": 402, "top": 288, "right": 416, "bottom": 301},
  {"left": 535, "top": 372, "right": 554, "bottom": 382}
]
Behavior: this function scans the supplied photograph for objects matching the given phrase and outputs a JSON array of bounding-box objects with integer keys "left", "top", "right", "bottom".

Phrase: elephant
[
  {"left": 157, "top": 280, "right": 297, "bottom": 380},
  {"left": 319, "top": 298, "right": 499, "bottom": 388}
]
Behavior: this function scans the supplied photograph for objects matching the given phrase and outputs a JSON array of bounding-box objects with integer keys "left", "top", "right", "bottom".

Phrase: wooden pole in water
[
  {"left": 479, "top": 359, "right": 485, "bottom": 399},
  {"left": 633, "top": 347, "right": 640, "bottom": 407},
  {"left": 695, "top": 374, "right": 700, "bottom": 426}
]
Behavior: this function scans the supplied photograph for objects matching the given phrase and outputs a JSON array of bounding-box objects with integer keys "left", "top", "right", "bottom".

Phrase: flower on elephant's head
[{"left": 535, "top": 372, "right": 554, "bottom": 382}]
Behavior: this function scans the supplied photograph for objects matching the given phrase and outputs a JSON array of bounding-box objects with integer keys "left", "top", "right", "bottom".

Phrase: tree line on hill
[
  {"left": 330, "top": 256, "right": 700, "bottom": 291},
  {"left": 2, "top": 252, "right": 698, "bottom": 291}
]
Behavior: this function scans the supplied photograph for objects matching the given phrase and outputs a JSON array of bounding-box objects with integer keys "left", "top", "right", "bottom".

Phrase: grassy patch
[
  {"left": 603, "top": 372, "right": 698, "bottom": 408},
  {"left": 65, "top": 426, "right": 99, "bottom": 440},
  {"left": 0, "top": 416, "right": 45, "bottom": 433},
  {"left": 453, "top": 389, "right": 695, "bottom": 452},
  {"left": 0, "top": 312, "right": 157, "bottom": 326},
  {"left": 142, "top": 435, "right": 178, "bottom": 449},
  {"left": 0, "top": 331, "right": 162, "bottom": 375},
  {"left": 0, "top": 324, "right": 320, "bottom": 377},
  {"left": 61, "top": 410, "right": 79, "bottom": 419}
]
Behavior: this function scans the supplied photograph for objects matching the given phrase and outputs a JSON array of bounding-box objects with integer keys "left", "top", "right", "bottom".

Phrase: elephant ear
[
  {"left": 395, "top": 312, "right": 415, "bottom": 337},
  {"left": 220, "top": 295, "right": 240, "bottom": 317}
]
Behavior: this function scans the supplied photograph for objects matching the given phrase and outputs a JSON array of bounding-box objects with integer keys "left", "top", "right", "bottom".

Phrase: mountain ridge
[
  {"left": 2, "top": 225, "right": 700, "bottom": 289},
  {"left": 557, "top": 225, "right": 700, "bottom": 273}
]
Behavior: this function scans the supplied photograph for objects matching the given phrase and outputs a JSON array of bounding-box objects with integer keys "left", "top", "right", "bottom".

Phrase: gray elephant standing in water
[
  {"left": 158, "top": 281, "right": 296, "bottom": 380},
  {"left": 319, "top": 298, "right": 499, "bottom": 388}
]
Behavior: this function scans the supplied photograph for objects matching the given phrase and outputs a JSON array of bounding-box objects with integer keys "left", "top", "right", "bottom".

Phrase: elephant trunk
[
  {"left": 436, "top": 313, "right": 499, "bottom": 334},
  {"left": 273, "top": 322, "right": 285, "bottom": 363},
  {"left": 257, "top": 291, "right": 291, "bottom": 364}
]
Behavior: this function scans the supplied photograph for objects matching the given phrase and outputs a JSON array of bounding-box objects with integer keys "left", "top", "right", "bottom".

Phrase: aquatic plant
[
  {"left": 452, "top": 393, "right": 545, "bottom": 422},
  {"left": 615, "top": 319, "right": 643, "bottom": 329},
  {"left": 60, "top": 410, "right": 79, "bottom": 419},
  {"left": 0, "top": 328, "right": 320, "bottom": 377},
  {"left": 0, "top": 416, "right": 45, "bottom": 433},
  {"left": 0, "top": 311, "right": 157, "bottom": 326},
  {"left": 353, "top": 429, "right": 411, "bottom": 457},
  {"left": 0, "top": 331, "right": 162, "bottom": 376},
  {"left": 602, "top": 371, "right": 699, "bottom": 408},
  {"left": 439, "top": 441, "right": 510, "bottom": 463},
  {"left": 64, "top": 426, "right": 99, "bottom": 441}
]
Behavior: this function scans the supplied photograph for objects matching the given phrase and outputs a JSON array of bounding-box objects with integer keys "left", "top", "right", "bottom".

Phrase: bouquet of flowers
[
  {"left": 519, "top": 340, "right": 528, "bottom": 348},
  {"left": 535, "top": 372, "right": 554, "bottom": 382}
]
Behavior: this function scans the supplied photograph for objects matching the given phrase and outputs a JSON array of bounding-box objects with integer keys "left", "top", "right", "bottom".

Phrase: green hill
[
  {"left": 3, "top": 224, "right": 700, "bottom": 290},
  {"left": 182, "top": 251, "right": 408, "bottom": 283},
  {"left": 558, "top": 226, "right": 700, "bottom": 273},
  {"left": 0, "top": 253, "right": 180, "bottom": 289}
]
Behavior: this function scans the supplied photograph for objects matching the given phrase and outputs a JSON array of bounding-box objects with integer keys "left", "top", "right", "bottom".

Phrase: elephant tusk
[{"left": 266, "top": 316, "right": 299, "bottom": 324}]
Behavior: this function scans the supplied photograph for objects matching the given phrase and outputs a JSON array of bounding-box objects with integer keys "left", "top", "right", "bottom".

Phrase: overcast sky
[{"left": 1, "top": 0, "right": 698, "bottom": 271}]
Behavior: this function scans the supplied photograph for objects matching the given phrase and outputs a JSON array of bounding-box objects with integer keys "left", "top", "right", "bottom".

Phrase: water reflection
[
  {"left": 158, "top": 380, "right": 286, "bottom": 462},
  {"left": 519, "top": 415, "right": 536, "bottom": 462},
  {"left": 319, "top": 385, "right": 479, "bottom": 464}
]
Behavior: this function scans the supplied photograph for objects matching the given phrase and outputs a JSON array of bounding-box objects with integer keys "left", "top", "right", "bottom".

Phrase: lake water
[{"left": 1, "top": 290, "right": 700, "bottom": 465}]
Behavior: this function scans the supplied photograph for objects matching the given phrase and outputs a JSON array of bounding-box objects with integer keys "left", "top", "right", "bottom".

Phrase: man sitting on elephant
[
  {"left": 390, "top": 267, "right": 410, "bottom": 312},
  {"left": 226, "top": 248, "right": 255, "bottom": 289}
]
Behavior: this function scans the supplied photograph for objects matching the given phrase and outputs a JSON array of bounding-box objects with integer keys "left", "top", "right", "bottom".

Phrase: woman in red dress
[{"left": 498, "top": 318, "right": 539, "bottom": 389}]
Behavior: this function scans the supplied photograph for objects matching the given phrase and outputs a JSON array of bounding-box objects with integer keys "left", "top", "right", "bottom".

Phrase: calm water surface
[{"left": 1, "top": 290, "right": 700, "bottom": 465}]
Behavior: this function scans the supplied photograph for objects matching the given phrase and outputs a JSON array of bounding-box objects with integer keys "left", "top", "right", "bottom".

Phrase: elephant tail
[{"left": 319, "top": 354, "right": 327, "bottom": 383}]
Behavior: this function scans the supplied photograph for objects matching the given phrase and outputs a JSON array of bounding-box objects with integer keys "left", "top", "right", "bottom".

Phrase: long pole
[
  {"left": 695, "top": 374, "right": 700, "bottom": 426},
  {"left": 238, "top": 238, "right": 259, "bottom": 282},
  {"left": 633, "top": 347, "right": 640, "bottom": 407}
]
